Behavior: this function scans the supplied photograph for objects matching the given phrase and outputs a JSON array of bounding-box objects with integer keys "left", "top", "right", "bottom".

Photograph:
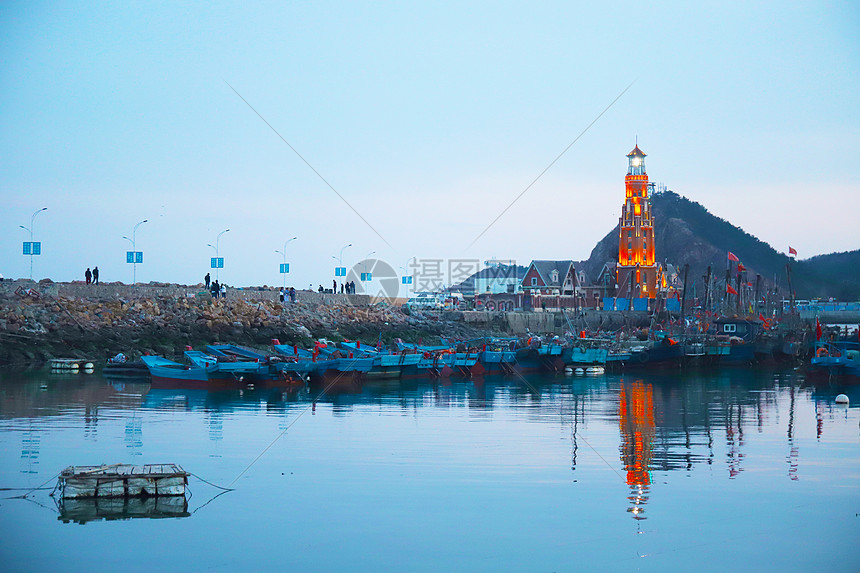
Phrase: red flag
[
  {"left": 727, "top": 251, "right": 739, "bottom": 262},
  {"left": 788, "top": 246, "right": 797, "bottom": 256},
  {"left": 815, "top": 318, "right": 822, "bottom": 341},
  {"left": 737, "top": 263, "right": 746, "bottom": 272},
  {"left": 726, "top": 285, "right": 738, "bottom": 295}
]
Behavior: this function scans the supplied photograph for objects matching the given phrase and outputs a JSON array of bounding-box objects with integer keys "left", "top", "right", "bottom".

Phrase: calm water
[{"left": 1, "top": 368, "right": 858, "bottom": 572}]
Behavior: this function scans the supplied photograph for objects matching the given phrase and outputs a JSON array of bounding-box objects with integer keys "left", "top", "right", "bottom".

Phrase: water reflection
[
  {"left": 58, "top": 496, "right": 190, "bottom": 525},
  {"left": 618, "top": 381, "right": 654, "bottom": 520}
]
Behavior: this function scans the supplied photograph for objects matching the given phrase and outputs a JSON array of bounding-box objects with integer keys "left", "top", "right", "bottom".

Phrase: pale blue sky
[{"left": 2, "top": 1, "right": 858, "bottom": 291}]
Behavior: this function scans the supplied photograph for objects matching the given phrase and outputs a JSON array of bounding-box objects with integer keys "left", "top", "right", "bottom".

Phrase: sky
[{"left": 1, "top": 1, "right": 858, "bottom": 294}]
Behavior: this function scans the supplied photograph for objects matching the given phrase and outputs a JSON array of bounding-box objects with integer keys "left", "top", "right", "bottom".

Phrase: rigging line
[
  {"left": 2, "top": 472, "right": 60, "bottom": 500},
  {"left": 223, "top": 80, "right": 393, "bottom": 250},
  {"left": 228, "top": 357, "right": 361, "bottom": 487},
  {"left": 468, "top": 79, "right": 636, "bottom": 249},
  {"left": 507, "top": 365, "right": 626, "bottom": 482},
  {"left": 187, "top": 472, "right": 235, "bottom": 492}
]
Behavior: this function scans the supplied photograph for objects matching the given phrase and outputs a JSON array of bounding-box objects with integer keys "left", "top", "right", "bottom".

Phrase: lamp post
[
  {"left": 207, "top": 229, "right": 230, "bottom": 281},
  {"left": 19, "top": 207, "right": 47, "bottom": 280},
  {"left": 363, "top": 251, "right": 376, "bottom": 282},
  {"left": 122, "top": 219, "right": 148, "bottom": 286},
  {"left": 275, "top": 237, "right": 297, "bottom": 289}
]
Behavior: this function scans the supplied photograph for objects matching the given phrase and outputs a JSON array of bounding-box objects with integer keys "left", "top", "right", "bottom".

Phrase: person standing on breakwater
[
  {"left": 220, "top": 283, "right": 226, "bottom": 299},
  {"left": 85, "top": 268, "right": 92, "bottom": 284},
  {"left": 289, "top": 287, "right": 296, "bottom": 303},
  {"left": 333, "top": 279, "right": 337, "bottom": 293},
  {"left": 340, "top": 283, "right": 344, "bottom": 294},
  {"left": 92, "top": 266, "right": 99, "bottom": 285},
  {"left": 205, "top": 273, "right": 210, "bottom": 289},
  {"left": 212, "top": 280, "right": 220, "bottom": 298},
  {"left": 318, "top": 285, "right": 323, "bottom": 293},
  {"left": 279, "top": 288, "right": 285, "bottom": 302}
]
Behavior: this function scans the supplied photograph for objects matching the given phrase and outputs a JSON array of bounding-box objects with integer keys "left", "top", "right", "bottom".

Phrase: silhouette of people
[
  {"left": 279, "top": 288, "right": 285, "bottom": 302},
  {"left": 289, "top": 287, "right": 296, "bottom": 302},
  {"left": 318, "top": 285, "right": 324, "bottom": 293},
  {"left": 85, "top": 268, "right": 92, "bottom": 285},
  {"left": 333, "top": 279, "right": 337, "bottom": 293},
  {"left": 340, "top": 283, "right": 344, "bottom": 294},
  {"left": 212, "top": 280, "right": 220, "bottom": 298},
  {"left": 92, "top": 266, "right": 99, "bottom": 285},
  {"left": 205, "top": 273, "right": 211, "bottom": 289}
]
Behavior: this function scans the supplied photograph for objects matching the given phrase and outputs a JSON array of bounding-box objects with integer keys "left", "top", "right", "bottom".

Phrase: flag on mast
[
  {"left": 788, "top": 246, "right": 797, "bottom": 256},
  {"left": 727, "top": 252, "right": 739, "bottom": 262},
  {"left": 726, "top": 285, "right": 738, "bottom": 295}
]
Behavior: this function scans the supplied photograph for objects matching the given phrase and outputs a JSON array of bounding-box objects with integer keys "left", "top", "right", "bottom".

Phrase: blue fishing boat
[
  {"left": 142, "top": 350, "right": 271, "bottom": 389},
  {"left": 808, "top": 341, "right": 860, "bottom": 383},
  {"left": 562, "top": 340, "right": 609, "bottom": 366},
  {"left": 272, "top": 343, "right": 373, "bottom": 386}
]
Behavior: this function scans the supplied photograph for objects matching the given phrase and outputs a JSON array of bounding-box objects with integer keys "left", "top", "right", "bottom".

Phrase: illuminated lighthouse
[{"left": 617, "top": 145, "right": 657, "bottom": 299}]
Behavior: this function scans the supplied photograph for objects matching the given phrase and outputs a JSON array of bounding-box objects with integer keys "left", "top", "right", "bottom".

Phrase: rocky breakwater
[{"left": 0, "top": 290, "right": 501, "bottom": 366}]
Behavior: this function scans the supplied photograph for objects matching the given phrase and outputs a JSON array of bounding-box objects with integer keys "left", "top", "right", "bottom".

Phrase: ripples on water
[{"left": 0, "top": 368, "right": 858, "bottom": 572}]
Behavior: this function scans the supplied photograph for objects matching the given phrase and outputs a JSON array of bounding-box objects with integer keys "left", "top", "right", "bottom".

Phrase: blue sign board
[
  {"left": 126, "top": 251, "right": 143, "bottom": 264},
  {"left": 401, "top": 275, "right": 413, "bottom": 285},
  {"left": 22, "top": 242, "right": 41, "bottom": 255},
  {"left": 360, "top": 272, "right": 372, "bottom": 282},
  {"left": 334, "top": 266, "right": 346, "bottom": 277},
  {"left": 211, "top": 257, "right": 224, "bottom": 269},
  {"left": 279, "top": 263, "right": 290, "bottom": 274}
]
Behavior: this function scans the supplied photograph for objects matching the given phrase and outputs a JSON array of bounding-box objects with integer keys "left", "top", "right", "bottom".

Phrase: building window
[
  {"left": 724, "top": 324, "right": 737, "bottom": 333},
  {"left": 531, "top": 277, "right": 538, "bottom": 287},
  {"left": 550, "top": 270, "right": 559, "bottom": 284}
]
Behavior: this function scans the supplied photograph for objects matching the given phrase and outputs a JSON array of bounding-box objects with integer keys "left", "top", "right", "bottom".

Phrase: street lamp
[
  {"left": 122, "top": 219, "right": 148, "bottom": 286},
  {"left": 207, "top": 228, "right": 230, "bottom": 281},
  {"left": 275, "top": 236, "right": 297, "bottom": 289},
  {"left": 363, "top": 251, "right": 376, "bottom": 282},
  {"left": 19, "top": 207, "right": 47, "bottom": 280}
]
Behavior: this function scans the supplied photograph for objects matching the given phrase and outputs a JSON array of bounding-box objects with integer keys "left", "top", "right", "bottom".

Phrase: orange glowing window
[{"left": 634, "top": 204, "right": 641, "bottom": 216}]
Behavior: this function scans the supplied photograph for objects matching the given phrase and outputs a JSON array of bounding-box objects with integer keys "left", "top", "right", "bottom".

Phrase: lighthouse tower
[{"left": 617, "top": 145, "right": 657, "bottom": 299}]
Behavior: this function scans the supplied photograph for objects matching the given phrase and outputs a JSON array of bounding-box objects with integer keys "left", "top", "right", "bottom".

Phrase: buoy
[
  {"left": 835, "top": 394, "right": 849, "bottom": 404},
  {"left": 84, "top": 362, "right": 94, "bottom": 369}
]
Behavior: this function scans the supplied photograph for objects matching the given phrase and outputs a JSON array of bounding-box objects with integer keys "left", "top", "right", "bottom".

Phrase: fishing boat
[
  {"left": 340, "top": 341, "right": 423, "bottom": 379},
  {"left": 562, "top": 339, "right": 609, "bottom": 366},
  {"left": 141, "top": 349, "right": 281, "bottom": 389},
  {"left": 272, "top": 343, "right": 373, "bottom": 386},
  {"left": 808, "top": 341, "right": 860, "bottom": 382}
]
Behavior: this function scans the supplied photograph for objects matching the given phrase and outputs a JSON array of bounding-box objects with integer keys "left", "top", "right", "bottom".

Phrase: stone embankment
[
  {"left": 0, "top": 280, "right": 655, "bottom": 366},
  {"left": 0, "top": 280, "right": 502, "bottom": 366}
]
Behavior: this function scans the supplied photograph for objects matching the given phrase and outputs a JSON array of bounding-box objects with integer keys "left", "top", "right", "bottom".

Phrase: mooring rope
[{"left": 0, "top": 472, "right": 60, "bottom": 500}]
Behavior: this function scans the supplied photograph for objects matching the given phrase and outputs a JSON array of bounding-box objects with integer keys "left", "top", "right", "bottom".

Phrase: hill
[{"left": 581, "top": 191, "right": 860, "bottom": 300}]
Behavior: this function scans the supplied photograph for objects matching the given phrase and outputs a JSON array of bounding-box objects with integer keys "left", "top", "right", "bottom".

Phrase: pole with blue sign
[
  {"left": 19, "top": 207, "right": 47, "bottom": 280},
  {"left": 207, "top": 229, "right": 229, "bottom": 282},
  {"left": 332, "top": 243, "right": 352, "bottom": 285},
  {"left": 275, "top": 237, "right": 297, "bottom": 289},
  {"left": 361, "top": 251, "right": 376, "bottom": 283},
  {"left": 122, "top": 219, "right": 148, "bottom": 286}
]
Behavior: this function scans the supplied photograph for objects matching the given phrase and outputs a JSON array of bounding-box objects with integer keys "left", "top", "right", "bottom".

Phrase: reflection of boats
[{"left": 59, "top": 495, "right": 190, "bottom": 524}]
